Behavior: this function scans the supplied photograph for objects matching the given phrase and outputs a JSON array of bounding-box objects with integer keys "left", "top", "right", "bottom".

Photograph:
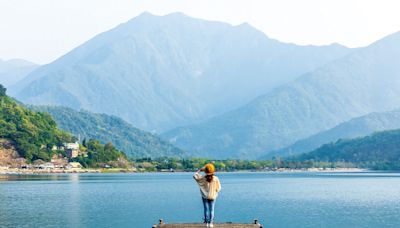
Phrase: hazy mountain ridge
[
  {"left": 264, "top": 109, "right": 400, "bottom": 159},
  {"left": 11, "top": 12, "right": 352, "bottom": 132},
  {"left": 163, "top": 31, "right": 400, "bottom": 159},
  {"left": 0, "top": 59, "right": 38, "bottom": 87}
]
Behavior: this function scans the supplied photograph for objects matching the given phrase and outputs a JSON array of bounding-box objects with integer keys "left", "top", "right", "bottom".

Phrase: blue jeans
[{"left": 202, "top": 198, "right": 215, "bottom": 223}]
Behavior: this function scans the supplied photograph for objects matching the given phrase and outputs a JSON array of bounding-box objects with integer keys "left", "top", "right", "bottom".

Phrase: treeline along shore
[
  {"left": 130, "top": 157, "right": 367, "bottom": 172},
  {"left": 0, "top": 156, "right": 367, "bottom": 174}
]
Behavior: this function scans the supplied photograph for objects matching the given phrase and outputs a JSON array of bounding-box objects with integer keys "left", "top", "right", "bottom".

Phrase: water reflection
[
  {"left": 67, "top": 174, "right": 81, "bottom": 227},
  {"left": 0, "top": 174, "right": 71, "bottom": 181},
  {"left": 1, "top": 172, "right": 400, "bottom": 184}
]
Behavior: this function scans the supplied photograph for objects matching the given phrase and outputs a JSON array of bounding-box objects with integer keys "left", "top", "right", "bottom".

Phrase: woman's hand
[{"left": 196, "top": 166, "right": 205, "bottom": 173}]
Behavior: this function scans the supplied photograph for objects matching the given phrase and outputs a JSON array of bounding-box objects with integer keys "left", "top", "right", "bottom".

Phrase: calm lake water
[{"left": 1, "top": 172, "right": 400, "bottom": 228}]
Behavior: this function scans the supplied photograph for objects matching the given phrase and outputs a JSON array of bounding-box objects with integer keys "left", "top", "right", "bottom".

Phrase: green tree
[{"left": 0, "top": 84, "right": 6, "bottom": 97}]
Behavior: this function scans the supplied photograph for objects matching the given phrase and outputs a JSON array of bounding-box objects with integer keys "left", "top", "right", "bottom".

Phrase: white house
[{"left": 64, "top": 142, "right": 79, "bottom": 150}]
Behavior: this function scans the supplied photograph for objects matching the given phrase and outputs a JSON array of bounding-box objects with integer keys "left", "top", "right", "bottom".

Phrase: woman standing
[{"left": 193, "top": 163, "right": 222, "bottom": 228}]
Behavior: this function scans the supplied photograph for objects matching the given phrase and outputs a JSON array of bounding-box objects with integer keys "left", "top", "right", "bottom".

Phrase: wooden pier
[{"left": 152, "top": 219, "right": 263, "bottom": 228}]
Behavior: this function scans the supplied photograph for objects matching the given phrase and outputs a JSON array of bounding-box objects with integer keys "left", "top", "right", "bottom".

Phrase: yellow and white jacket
[{"left": 193, "top": 173, "right": 221, "bottom": 200}]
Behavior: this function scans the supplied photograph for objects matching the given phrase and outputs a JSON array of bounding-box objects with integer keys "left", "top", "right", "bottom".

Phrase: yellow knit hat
[{"left": 204, "top": 163, "right": 215, "bottom": 175}]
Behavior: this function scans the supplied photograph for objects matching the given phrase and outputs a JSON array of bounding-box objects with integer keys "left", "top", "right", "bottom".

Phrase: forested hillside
[
  {"left": 0, "top": 84, "right": 126, "bottom": 166},
  {"left": 296, "top": 129, "right": 400, "bottom": 170},
  {"left": 266, "top": 109, "right": 400, "bottom": 158},
  {"left": 0, "top": 84, "right": 74, "bottom": 161},
  {"left": 32, "top": 105, "right": 185, "bottom": 158}
]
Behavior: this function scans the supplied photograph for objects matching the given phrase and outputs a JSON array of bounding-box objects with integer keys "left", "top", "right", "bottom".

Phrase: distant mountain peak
[
  {"left": 164, "top": 11, "right": 189, "bottom": 18},
  {"left": 0, "top": 58, "right": 37, "bottom": 67},
  {"left": 6, "top": 59, "right": 37, "bottom": 66},
  {"left": 0, "top": 58, "right": 39, "bottom": 87},
  {"left": 236, "top": 22, "right": 251, "bottom": 27},
  {"left": 328, "top": 42, "right": 349, "bottom": 48},
  {"left": 136, "top": 11, "right": 188, "bottom": 18},
  {"left": 137, "top": 11, "right": 154, "bottom": 17},
  {"left": 130, "top": 11, "right": 191, "bottom": 23},
  {"left": 235, "top": 22, "right": 254, "bottom": 30},
  {"left": 12, "top": 12, "right": 353, "bottom": 134}
]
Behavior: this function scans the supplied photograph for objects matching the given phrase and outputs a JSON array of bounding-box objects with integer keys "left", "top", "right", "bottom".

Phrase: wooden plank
[
  {"left": 153, "top": 222, "right": 262, "bottom": 228},
  {"left": 154, "top": 224, "right": 261, "bottom": 228}
]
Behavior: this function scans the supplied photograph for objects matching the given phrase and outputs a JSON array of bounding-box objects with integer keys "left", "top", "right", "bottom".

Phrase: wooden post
[{"left": 254, "top": 219, "right": 263, "bottom": 228}]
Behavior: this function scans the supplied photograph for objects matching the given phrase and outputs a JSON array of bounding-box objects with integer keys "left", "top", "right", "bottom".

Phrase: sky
[{"left": 0, "top": 0, "right": 399, "bottom": 64}]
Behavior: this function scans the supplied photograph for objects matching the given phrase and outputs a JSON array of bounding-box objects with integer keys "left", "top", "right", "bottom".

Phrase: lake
[{"left": 1, "top": 172, "right": 400, "bottom": 228}]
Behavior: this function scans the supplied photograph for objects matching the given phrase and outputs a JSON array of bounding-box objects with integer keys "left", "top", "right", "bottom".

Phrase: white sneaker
[
  {"left": 209, "top": 223, "right": 214, "bottom": 227},
  {"left": 206, "top": 223, "right": 210, "bottom": 227}
]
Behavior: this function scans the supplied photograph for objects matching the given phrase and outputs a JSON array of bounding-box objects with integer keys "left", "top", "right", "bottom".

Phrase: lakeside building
[
  {"left": 65, "top": 142, "right": 80, "bottom": 158},
  {"left": 66, "top": 162, "right": 83, "bottom": 170},
  {"left": 64, "top": 142, "right": 87, "bottom": 158},
  {"left": 64, "top": 142, "right": 79, "bottom": 150},
  {"left": 66, "top": 149, "right": 79, "bottom": 158}
]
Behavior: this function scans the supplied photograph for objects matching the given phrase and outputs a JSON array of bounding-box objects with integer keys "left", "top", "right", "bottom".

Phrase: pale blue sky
[{"left": 1, "top": 0, "right": 399, "bottom": 64}]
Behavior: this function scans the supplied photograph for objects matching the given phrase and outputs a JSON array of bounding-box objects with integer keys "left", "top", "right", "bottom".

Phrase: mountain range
[
  {"left": 9, "top": 12, "right": 352, "bottom": 132},
  {"left": 163, "top": 31, "right": 400, "bottom": 159},
  {"left": 4, "top": 12, "right": 400, "bottom": 160},
  {"left": 265, "top": 109, "right": 400, "bottom": 158}
]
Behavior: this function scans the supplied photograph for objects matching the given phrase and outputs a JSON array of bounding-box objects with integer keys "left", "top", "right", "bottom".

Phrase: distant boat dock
[{"left": 152, "top": 219, "right": 263, "bottom": 227}]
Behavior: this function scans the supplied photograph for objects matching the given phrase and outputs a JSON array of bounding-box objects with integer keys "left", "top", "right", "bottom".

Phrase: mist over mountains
[
  {"left": 4, "top": 12, "right": 400, "bottom": 159},
  {"left": 9, "top": 12, "right": 351, "bottom": 132},
  {"left": 163, "top": 31, "right": 400, "bottom": 159}
]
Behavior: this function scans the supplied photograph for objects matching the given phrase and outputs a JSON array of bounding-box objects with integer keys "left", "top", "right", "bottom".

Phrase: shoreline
[{"left": 0, "top": 167, "right": 371, "bottom": 175}]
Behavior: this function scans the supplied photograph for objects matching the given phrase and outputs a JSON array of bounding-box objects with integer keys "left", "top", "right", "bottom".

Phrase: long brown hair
[{"left": 205, "top": 174, "right": 214, "bottom": 182}]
